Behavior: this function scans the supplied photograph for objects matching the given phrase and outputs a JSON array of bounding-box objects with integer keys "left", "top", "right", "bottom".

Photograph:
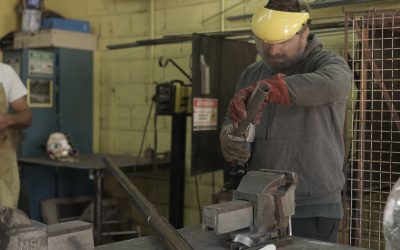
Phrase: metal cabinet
[{"left": 3, "top": 48, "right": 94, "bottom": 220}]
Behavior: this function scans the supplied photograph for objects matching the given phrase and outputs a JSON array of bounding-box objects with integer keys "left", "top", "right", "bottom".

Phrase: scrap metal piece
[
  {"left": 200, "top": 54, "right": 210, "bottom": 95},
  {"left": 232, "top": 234, "right": 254, "bottom": 248},
  {"left": 383, "top": 178, "right": 400, "bottom": 250}
]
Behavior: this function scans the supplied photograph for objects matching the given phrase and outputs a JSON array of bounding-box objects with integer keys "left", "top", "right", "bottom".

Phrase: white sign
[{"left": 193, "top": 98, "right": 218, "bottom": 131}]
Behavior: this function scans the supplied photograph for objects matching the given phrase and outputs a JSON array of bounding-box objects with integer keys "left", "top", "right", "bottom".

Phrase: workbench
[
  {"left": 95, "top": 225, "right": 369, "bottom": 250},
  {"left": 18, "top": 154, "right": 170, "bottom": 245}
]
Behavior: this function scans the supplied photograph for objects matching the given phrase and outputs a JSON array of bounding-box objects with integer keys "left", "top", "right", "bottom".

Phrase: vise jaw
[
  {"left": 0, "top": 205, "right": 94, "bottom": 250},
  {"left": 0, "top": 206, "right": 47, "bottom": 250},
  {"left": 202, "top": 169, "right": 298, "bottom": 248}
]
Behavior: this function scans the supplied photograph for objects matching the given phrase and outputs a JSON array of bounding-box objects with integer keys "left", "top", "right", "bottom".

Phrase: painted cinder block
[
  {"left": 111, "top": 15, "right": 132, "bottom": 38},
  {"left": 99, "top": 84, "right": 146, "bottom": 107},
  {"left": 103, "top": 46, "right": 148, "bottom": 61},
  {"left": 156, "top": 0, "right": 218, "bottom": 10},
  {"left": 184, "top": 208, "right": 202, "bottom": 226},
  {"left": 112, "top": 84, "right": 147, "bottom": 105},
  {"left": 45, "top": 0, "right": 87, "bottom": 19},
  {"left": 165, "top": 5, "right": 205, "bottom": 33},
  {"left": 130, "top": 105, "right": 154, "bottom": 130},
  {"left": 201, "top": 2, "right": 222, "bottom": 28},
  {"left": 101, "top": 61, "right": 132, "bottom": 83},
  {"left": 154, "top": 43, "right": 192, "bottom": 60},
  {"left": 87, "top": 0, "right": 116, "bottom": 15},
  {"left": 115, "top": 0, "right": 148, "bottom": 13},
  {"left": 102, "top": 110, "right": 132, "bottom": 129},
  {"left": 131, "top": 60, "right": 151, "bottom": 83},
  {"left": 145, "top": 131, "right": 172, "bottom": 152},
  {"left": 131, "top": 12, "right": 149, "bottom": 36},
  {"left": 100, "top": 107, "right": 131, "bottom": 130}
]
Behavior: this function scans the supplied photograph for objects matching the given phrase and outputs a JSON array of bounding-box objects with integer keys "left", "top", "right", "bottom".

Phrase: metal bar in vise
[
  {"left": 103, "top": 156, "right": 193, "bottom": 250},
  {"left": 232, "top": 84, "right": 269, "bottom": 137}
]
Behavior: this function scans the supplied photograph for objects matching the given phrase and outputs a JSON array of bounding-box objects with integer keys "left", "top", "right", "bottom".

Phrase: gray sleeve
[
  {"left": 236, "top": 68, "right": 252, "bottom": 90},
  {"left": 285, "top": 52, "right": 352, "bottom": 106}
]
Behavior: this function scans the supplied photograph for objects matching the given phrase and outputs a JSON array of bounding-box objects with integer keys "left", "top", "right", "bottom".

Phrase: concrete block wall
[
  {"left": 40, "top": 0, "right": 242, "bottom": 229},
  {"left": 0, "top": 0, "right": 21, "bottom": 61},
  {"left": 89, "top": 0, "right": 261, "bottom": 228}
]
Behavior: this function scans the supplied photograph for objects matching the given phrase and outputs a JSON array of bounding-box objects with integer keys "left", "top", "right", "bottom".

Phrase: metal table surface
[
  {"left": 18, "top": 153, "right": 169, "bottom": 170},
  {"left": 96, "top": 225, "right": 369, "bottom": 250},
  {"left": 18, "top": 154, "right": 170, "bottom": 245}
]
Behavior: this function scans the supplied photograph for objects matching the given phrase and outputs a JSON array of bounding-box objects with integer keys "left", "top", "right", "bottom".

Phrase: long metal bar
[
  {"left": 107, "top": 22, "right": 355, "bottom": 50},
  {"left": 103, "top": 156, "right": 193, "bottom": 250},
  {"left": 310, "top": 0, "right": 376, "bottom": 8},
  {"left": 345, "top": 8, "right": 400, "bottom": 17},
  {"left": 94, "top": 169, "right": 104, "bottom": 245},
  {"left": 342, "top": 12, "right": 350, "bottom": 245},
  {"left": 355, "top": 15, "right": 368, "bottom": 247}
]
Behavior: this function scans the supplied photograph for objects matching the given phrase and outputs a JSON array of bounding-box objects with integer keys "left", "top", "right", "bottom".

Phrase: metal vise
[
  {"left": 0, "top": 206, "right": 47, "bottom": 249},
  {"left": 202, "top": 170, "right": 298, "bottom": 248},
  {"left": 0, "top": 205, "right": 94, "bottom": 250}
]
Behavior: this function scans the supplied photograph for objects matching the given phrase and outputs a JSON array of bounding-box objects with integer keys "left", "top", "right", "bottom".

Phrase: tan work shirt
[{"left": 0, "top": 84, "right": 20, "bottom": 208}]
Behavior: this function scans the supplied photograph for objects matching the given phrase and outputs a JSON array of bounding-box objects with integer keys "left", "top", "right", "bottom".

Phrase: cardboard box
[
  {"left": 14, "top": 29, "right": 97, "bottom": 51},
  {"left": 42, "top": 18, "right": 90, "bottom": 33}
]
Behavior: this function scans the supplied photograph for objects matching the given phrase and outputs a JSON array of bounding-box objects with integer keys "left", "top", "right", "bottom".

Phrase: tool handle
[{"left": 232, "top": 84, "right": 269, "bottom": 137}]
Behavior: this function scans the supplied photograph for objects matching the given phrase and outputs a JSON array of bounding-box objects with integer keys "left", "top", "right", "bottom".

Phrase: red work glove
[{"left": 228, "top": 73, "right": 290, "bottom": 127}]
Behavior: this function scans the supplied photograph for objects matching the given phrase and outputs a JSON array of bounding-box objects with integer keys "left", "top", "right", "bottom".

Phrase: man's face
[{"left": 255, "top": 27, "right": 309, "bottom": 71}]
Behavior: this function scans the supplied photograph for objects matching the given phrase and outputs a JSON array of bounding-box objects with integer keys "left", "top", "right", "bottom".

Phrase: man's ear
[
  {"left": 299, "top": 26, "right": 310, "bottom": 46},
  {"left": 301, "top": 26, "right": 310, "bottom": 39}
]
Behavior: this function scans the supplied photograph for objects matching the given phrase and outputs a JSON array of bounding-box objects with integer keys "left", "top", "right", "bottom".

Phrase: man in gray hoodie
[{"left": 220, "top": 0, "right": 352, "bottom": 243}]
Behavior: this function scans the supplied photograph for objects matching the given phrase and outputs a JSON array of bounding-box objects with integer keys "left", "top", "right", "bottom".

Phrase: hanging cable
[
  {"left": 151, "top": 100, "right": 160, "bottom": 207},
  {"left": 158, "top": 57, "right": 192, "bottom": 83},
  {"left": 194, "top": 175, "right": 202, "bottom": 222},
  {"left": 133, "top": 100, "right": 155, "bottom": 173}
]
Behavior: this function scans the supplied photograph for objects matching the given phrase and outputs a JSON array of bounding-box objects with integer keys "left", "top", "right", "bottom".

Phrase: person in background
[
  {"left": 220, "top": 0, "right": 352, "bottom": 243},
  {"left": 0, "top": 62, "right": 32, "bottom": 208}
]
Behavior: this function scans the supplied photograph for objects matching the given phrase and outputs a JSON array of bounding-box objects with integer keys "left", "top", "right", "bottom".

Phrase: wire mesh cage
[{"left": 344, "top": 9, "right": 400, "bottom": 250}]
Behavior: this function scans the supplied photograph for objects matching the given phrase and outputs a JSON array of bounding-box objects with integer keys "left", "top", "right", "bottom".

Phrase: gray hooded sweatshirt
[{"left": 235, "top": 34, "right": 352, "bottom": 207}]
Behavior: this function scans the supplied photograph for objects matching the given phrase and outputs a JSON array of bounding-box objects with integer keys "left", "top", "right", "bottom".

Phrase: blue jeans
[{"left": 292, "top": 217, "right": 340, "bottom": 243}]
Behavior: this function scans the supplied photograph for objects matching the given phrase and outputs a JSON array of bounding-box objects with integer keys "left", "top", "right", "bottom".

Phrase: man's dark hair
[
  {"left": 266, "top": 0, "right": 311, "bottom": 27},
  {"left": 266, "top": 0, "right": 310, "bottom": 13}
]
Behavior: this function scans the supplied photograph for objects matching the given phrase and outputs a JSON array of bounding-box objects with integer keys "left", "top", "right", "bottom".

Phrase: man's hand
[
  {"left": 220, "top": 123, "right": 251, "bottom": 163},
  {"left": 0, "top": 113, "right": 14, "bottom": 130},
  {"left": 228, "top": 73, "right": 290, "bottom": 127}
]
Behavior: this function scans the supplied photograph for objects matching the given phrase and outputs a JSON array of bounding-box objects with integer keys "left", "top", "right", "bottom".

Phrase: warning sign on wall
[{"left": 193, "top": 98, "right": 218, "bottom": 131}]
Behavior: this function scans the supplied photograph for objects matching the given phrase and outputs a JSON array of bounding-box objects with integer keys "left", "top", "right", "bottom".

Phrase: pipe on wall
[{"left": 220, "top": 0, "right": 225, "bottom": 32}]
